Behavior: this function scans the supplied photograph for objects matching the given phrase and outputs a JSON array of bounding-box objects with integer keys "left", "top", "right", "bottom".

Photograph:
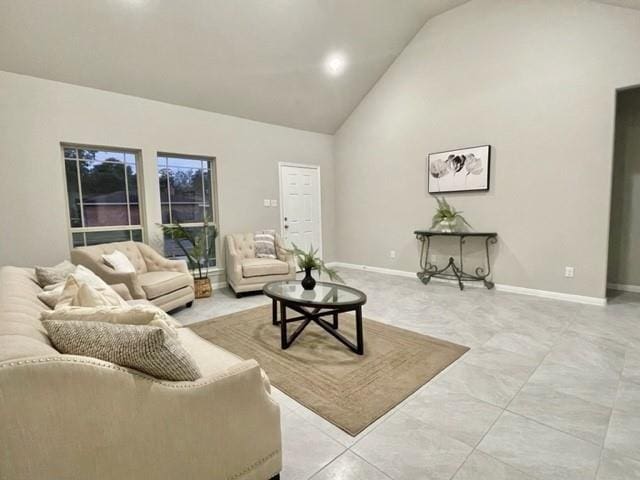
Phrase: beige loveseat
[
  {"left": 0, "top": 266, "right": 282, "bottom": 480},
  {"left": 225, "top": 233, "right": 296, "bottom": 296},
  {"left": 71, "top": 241, "right": 195, "bottom": 312}
]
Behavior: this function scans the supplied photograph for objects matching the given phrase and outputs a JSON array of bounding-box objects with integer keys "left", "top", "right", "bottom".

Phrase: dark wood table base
[{"left": 271, "top": 299, "right": 364, "bottom": 355}]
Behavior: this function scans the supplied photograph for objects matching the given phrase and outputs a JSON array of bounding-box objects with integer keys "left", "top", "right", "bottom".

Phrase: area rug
[{"left": 189, "top": 305, "right": 468, "bottom": 436}]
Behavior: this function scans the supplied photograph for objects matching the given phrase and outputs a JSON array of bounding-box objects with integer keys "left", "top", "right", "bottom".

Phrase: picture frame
[{"left": 427, "top": 145, "right": 491, "bottom": 194}]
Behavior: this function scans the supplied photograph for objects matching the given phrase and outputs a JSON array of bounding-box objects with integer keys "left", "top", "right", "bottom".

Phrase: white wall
[
  {"left": 334, "top": 0, "right": 640, "bottom": 299},
  {"left": 608, "top": 87, "right": 640, "bottom": 288},
  {"left": 0, "top": 71, "right": 335, "bottom": 279}
]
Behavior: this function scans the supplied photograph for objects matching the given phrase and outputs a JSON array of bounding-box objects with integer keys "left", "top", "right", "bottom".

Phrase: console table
[{"left": 414, "top": 230, "right": 497, "bottom": 290}]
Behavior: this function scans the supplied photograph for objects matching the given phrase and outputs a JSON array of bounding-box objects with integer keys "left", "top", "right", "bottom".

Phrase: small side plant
[
  {"left": 431, "top": 197, "right": 472, "bottom": 232},
  {"left": 287, "top": 243, "right": 344, "bottom": 283}
]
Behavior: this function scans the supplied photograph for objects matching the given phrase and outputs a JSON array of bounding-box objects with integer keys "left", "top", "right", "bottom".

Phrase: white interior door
[{"left": 279, "top": 163, "right": 322, "bottom": 258}]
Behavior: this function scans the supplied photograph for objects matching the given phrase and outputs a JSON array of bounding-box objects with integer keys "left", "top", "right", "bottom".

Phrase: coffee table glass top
[{"left": 263, "top": 281, "right": 366, "bottom": 306}]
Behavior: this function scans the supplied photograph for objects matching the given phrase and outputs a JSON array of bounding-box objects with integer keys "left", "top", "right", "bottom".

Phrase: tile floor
[{"left": 173, "top": 268, "right": 640, "bottom": 480}]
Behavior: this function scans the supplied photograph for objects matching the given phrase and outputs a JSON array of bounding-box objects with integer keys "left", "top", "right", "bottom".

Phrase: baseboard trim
[
  {"left": 608, "top": 283, "right": 640, "bottom": 293},
  {"left": 327, "top": 262, "right": 607, "bottom": 306}
]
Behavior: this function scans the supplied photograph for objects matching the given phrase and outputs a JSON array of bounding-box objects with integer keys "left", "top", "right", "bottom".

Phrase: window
[
  {"left": 62, "top": 145, "right": 143, "bottom": 247},
  {"left": 157, "top": 154, "right": 217, "bottom": 267}
]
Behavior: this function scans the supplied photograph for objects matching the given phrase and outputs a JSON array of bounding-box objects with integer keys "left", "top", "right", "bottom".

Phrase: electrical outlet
[
  {"left": 389, "top": 250, "right": 396, "bottom": 259},
  {"left": 565, "top": 266, "right": 575, "bottom": 278},
  {"left": 263, "top": 199, "right": 270, "bottom": 207},
  {"left": 270, "top": 199, "right": 278, "bottom": 207}
]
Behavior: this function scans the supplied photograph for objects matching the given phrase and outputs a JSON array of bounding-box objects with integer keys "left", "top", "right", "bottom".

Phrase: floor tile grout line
[
  {"left": 173, "top": 270, "right": 639, "bottom": 480},
  {"left": 347, "top": 449, "right": 395, "bottom": 480},
  {"left": 503, "top": 408, "right": 608, "bottom": 449},
  {"left": 594, "top": 357, "right": 627, "bottom": 478},
  {"left": 305, "top": 449, "right": 352, "bottom": 480},
  {"left": 472, "top": 314, "right": 602, "bottom": 479}
]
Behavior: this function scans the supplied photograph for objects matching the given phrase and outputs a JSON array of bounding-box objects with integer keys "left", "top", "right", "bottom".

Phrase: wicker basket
[{"left": 194, "top": 277, "right": 212, "bottom": 299}]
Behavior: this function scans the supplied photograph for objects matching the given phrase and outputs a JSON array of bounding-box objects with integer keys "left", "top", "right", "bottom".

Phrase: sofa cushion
[
  {"left": 176, "top": 328, "right": 242, "bottom": 376},
  {"left": 138, "top": 271, "right": 193, "bottom": 300},
  {"left": 241, "top": 258, "right": 289, "bottom": 278}
]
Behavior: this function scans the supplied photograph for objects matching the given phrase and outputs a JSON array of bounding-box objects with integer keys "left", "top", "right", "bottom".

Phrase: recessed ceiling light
[{"left": 324, "top": 53, "right": 347, "bottom": 76}]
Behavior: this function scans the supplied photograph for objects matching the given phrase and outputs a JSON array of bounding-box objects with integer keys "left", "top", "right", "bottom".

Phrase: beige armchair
[
  {"left": 71, "top": 241, "right": 195, "bottom": 312},
  {"left": 226, "top": 233, "right": 296, "bottom": 296}
]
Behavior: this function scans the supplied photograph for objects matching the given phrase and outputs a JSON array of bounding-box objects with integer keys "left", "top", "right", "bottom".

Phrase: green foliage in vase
[
  {"left": 431, "top": 197, "right": 472, "bottom": 231},
  {"left": 158, "top": 219, "right": 217, "bottom": 279},
  {"left": 287, "top": 243, "right": 344, "bottom": 283}
]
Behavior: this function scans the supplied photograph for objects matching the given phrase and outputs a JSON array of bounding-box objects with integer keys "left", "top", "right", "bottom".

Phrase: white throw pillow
[
  {"left": 55, "top": 275, "right": 128, "bottom": 309},
  {"left": 73, "top": 265, "right": 110, "bottom": 290},
  {"left": 73, "top": 283, "right": 116, "bottom": 308},
  {"left": 102, "top": 250, "right": 136, "bottom": 273}
]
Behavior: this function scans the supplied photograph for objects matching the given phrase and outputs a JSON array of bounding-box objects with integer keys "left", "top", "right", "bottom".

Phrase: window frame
[
  {"left": 157, "top": 152, "right": 219, "bottom": 268},
  {"left": 61, "top": 143, "right": 146, "bottom": 249}
]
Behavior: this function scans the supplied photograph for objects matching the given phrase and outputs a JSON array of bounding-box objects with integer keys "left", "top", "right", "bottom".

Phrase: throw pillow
[
  {"left": 55, "top": 275, "right": 128, "bottom": 309},
  {"left": 41, "top": 305, "right": 179, "bottom": 338},
  {"left": 35, "top": 260, "right": 76, "bottom": 287},
  {"left": 37, "top": 284, "right": 66, "bottom": 308},
  {"left": 43, "top": 320, "right": 201, "bottom": 381},
  {"left": 73, "top": 265, "right": 110, "bottom": 290},
  {"left": 255, "top": 230, "right": 277, "bottom": 259},
  {"left": 102, "top": 250, "right": 136, "bottom": 273},
  {"left": 73, "top": 283, "right": 118, "bottom": 308}
]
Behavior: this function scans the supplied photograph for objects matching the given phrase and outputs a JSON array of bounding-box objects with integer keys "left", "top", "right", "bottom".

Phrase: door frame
[{"left": 278, "top": 162, "right": 323, "bottom": 258}]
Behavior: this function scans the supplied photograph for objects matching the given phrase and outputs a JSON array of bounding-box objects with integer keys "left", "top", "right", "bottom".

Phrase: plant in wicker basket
[{"left": 159, "top": 219, "right": 217, "bottom": 298}]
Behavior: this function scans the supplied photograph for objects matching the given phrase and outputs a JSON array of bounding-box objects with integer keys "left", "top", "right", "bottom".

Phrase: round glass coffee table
[{"left": 263, "top": 281, "right": 367, "bottom": 355}]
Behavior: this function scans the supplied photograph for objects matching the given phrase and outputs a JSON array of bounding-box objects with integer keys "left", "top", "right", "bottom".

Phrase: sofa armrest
[
  {"left": 0, "top": 355, "right": 282, "bottom": 480},
  {"left": 225, "top": 236, "right": 244, "bottom": 285},
  {"left": 136, "top": 243, "right": 190, "bottom": 274},
  {"left": 71, "top": 250, "right": 146, "bottom": 299},
  {"left": 275, "top": 235, "right": 297, "bottom": 273}
]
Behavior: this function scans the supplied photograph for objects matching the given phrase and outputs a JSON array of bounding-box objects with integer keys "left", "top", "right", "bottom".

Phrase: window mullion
[{"left": 75, "top": 156, "right": 86, "bottom": 231}]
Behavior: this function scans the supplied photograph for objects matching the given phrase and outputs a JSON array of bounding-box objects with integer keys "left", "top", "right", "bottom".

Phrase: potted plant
[
  {"left": 431, "top": 197, "right": 472, "bottom": 232},
  {"left": 159, "top": 219, "right": 218, "bottom": 298},
  {"left": 287, "top": 243, "right": 343, "bottom": 290}
]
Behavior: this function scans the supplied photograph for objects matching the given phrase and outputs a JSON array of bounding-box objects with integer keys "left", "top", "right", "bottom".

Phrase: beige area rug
[{"left": 190, "top": 305, "right": 468, "bottom": 436}]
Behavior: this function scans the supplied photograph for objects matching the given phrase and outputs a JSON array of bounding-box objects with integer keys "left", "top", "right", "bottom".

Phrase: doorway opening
[{"left": 607, "top": 86, "right": 640, "bottom": 301}]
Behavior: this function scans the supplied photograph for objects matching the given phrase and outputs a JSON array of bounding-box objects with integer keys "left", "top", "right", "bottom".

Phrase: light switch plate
[
  {"left": 270, "top": 199, "right": 278, "bottom": 207},
  {"left": 263, "top": 199, "right": 270, "bottom": 207}
]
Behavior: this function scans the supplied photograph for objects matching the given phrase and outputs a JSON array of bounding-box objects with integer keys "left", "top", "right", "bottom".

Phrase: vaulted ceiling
[
  {"left": 0, "top": 1, "right": 637, "bottom": 133},
  {"left": 0, "top": 0, "right": 470, "bottom": 133}
]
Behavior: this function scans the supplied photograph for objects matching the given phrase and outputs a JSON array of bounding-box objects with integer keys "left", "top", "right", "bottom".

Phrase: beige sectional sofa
[
  {"left": 0, "top": 266, "right": 282, "bottom": 480},
  {"left": 71, "top": 241, "right": 195, "bottom": 312},
  {"left": 226, "top": 233, "right": 296, "bottom": 296}
]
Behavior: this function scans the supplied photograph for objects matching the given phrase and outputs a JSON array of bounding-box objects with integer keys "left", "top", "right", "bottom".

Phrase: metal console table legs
[{"left": 414, "top": 230, "right": 498, "bottom": 290}]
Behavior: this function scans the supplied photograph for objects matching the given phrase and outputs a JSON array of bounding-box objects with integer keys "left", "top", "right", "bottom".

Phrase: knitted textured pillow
[
  {"left": 255, "top": 230, "right": 277, "bottom": 259},
  {"left": 43, "top": 320, "right": 201, "bottom": 381}
]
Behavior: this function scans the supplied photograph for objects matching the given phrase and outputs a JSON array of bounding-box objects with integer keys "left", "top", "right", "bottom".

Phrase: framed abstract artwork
[{"left": 427, "top": 145, "right": 491, "bottom": 193}]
